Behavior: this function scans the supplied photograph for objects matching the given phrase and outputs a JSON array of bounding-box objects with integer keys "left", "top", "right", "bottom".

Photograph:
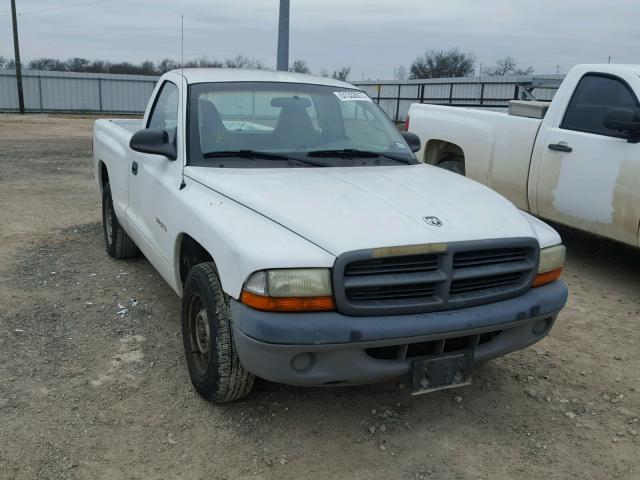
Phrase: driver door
[
  {"left": 533, "top": 73, "right": 640, "bottom": 246},
  {"left": 126, "top": 80, "right": 183, "bottom": 266}
]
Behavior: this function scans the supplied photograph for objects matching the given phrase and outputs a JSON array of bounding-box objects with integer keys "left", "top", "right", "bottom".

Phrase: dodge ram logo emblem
[{"left": 423, "top": 216, "right": 443, "bottom": 227}]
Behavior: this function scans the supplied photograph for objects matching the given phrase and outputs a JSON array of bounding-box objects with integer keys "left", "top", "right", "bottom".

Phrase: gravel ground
[{"left": 0, "top": 114, "right": 639, "bottom": 480}]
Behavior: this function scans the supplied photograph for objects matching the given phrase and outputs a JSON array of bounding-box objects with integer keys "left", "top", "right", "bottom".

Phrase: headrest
[{"left": 271, "top": 96, "right": 312, "bottom": 108}]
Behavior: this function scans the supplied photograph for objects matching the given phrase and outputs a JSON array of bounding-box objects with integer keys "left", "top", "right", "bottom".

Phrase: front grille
[
  {"left": 450, "top": 272, "right": 523, "bottom": 294},
  {"left": 453, "top": 247, "right": 529, "bottom": 268},
  {"left": 345, "top": 253, "right": 439, "bottom": 276},
  {"left": 347, "top": 283, "right": 437, "bottom": 301},
  {"left": 333, "top": 238, "right": 538, "bottom": 316}
]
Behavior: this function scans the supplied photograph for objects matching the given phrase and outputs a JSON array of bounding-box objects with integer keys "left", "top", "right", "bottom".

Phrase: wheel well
[
  {"left": 99, "top": 162, "right": 109, "bottom": 190},
  {"left": 179, "top": 234, "right": 214, "bottom": 284},
  {"left": 424, "top": 140, "right": 465, "bottom": 166}
]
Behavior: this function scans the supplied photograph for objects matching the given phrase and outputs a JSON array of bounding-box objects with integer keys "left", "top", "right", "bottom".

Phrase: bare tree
[
  {"left": 66, "top": 57, "right": 91, "bottom": 72},
  {"left": 409, "top": 48, "right": 475, "bottom": 79},
  {"left": 290, "top": 59, "right": 311, "bottom": 74},
  {"left": 485, "top": 56, "right": 534, "bottom": 76},
  {"left": 19, "top": 55, "right": 267, "bottom": 75},
  {"left": 28, "top": 58, "right": 68, "bottom": 71},
  {"left": 139, "top": 60, "right": 157, "bottom": 75},
  {"left": 224, "top": 54, "right": 265, "bottom": 69},
  {"left": 395, "top": 65, "right": 407, "bottom": 81},
  {"left": 157, "top": 58, "right": 180, "bottom": 73},
  {"left": 332, "top": 66, "right": 351, "bottom": 81},
  {"left": 319, "top": 69, "right": 329, "bottom": 78},
  {"left": 184, "top": 57, "right": 224, "bottom": 68},
  {"left": 0, "top": 56, "right": 19, "bottom": 71},
  {"left": 87, "top": 60, "right": 108, "bottom": 73}
]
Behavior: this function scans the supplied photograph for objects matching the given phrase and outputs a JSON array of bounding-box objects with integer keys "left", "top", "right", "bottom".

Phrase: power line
[{"left": 0, "top": 0, "right": 112, "bottom": 18}]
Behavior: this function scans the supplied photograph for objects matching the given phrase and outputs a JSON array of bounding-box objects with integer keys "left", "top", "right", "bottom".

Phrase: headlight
[
  {"left": 533, "top": 244, "right": 565, "bottom": 287},
  {"left": 241, "top": 268, "right": 335, "bottom": 312}
]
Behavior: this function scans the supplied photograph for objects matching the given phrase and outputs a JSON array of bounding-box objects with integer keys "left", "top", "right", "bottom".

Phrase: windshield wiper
[
  {"left": 306, "top": 149, "right": 414, "bottom": 164},
  {"left": 202, "top": 150, "right": 291, "bottom": 160},
  {"left": 202, "top": 149, "right": 330, "bottom": 167}
]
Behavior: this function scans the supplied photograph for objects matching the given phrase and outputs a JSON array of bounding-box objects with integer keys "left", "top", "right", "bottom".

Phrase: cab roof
[{"left": 168, "top": 68, "right": 357, "bottom": 89}]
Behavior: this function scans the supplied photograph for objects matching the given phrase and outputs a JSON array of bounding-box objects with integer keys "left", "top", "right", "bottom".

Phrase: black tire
[
  {"left": 437, "top": 156, "right": 465, "bottom": 175},
  {"left": 102, "top": 183, "right": 138, "bottom": 259},
  {"left": 181, "top": 262, "right": 254, "bottom": 403}
]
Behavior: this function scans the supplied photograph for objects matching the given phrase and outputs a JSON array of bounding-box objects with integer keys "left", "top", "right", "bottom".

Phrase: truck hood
[{"left": 185, "top": 164, "right": 539, "bottom": 256}]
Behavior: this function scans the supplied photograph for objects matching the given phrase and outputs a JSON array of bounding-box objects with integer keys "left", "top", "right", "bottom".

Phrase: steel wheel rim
[
  {"left": 188, "top": 293, "right": 210, "bottom": 376},
  {"left": 105, "top": 199, "right": 114, "bottom": 245}
]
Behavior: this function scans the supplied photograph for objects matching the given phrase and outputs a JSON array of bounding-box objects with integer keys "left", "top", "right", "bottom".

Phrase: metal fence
[
  {"left": 0, "top": 69, "right": 565, "bottom": 118},
  {"left": 0, "top": 69, "right": 158, "bottom": 114},
  {"left": 354, "top": 74, "right": 565, "bottom": 121}
]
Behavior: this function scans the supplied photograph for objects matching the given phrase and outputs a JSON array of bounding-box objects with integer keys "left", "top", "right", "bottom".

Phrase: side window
[
  {"left": 148, "top": 82, "right": 179, "bottom": 131},
  {"left": 561, "top": 74, "right": 639, "bottom": 137}
]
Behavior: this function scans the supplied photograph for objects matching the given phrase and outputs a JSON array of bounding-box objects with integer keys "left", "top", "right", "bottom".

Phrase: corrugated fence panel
[
  {"left": 22, "top": 76, "right": 42, "bottom": 110},
  {"left": 101, "top": 79, "right": 156, "bottom": 112},
  {"left": 422, "top": 84, "right": 451, "bottom": 100},
  {"left": 482, "top": 83, "right": 516, "bottom": 100},
  {"left": 0, "top": 69, "right": 160, "bottom": 113},
  {"left": 0, "top": 74, "right": 18, "bottom": 109},
  {"left": 400, "top": 84, "right": 420, "bottom": 99},
  {"left": 41, "top": 76, "right": 100, "bottom": 111},
  {"left": 358, "top": 84, "right": 378, "bottom": 97},
  {"left": 378, "top": 99, "right": 397, "bottom": 119},
  {"left": 451, "top": 83, "right": 481, "bottom": 105},
  {"left": 379, "top": 84, "right": 399, "bottom": 97}
]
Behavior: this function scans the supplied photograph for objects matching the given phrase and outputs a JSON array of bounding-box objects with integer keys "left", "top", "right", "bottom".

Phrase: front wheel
[{"left": 181, "top": 262, "right": 254, "bottom": 403}]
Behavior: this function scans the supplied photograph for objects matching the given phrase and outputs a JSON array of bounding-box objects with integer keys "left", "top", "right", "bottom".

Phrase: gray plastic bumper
[{"left": 230, "top": 281, "right": 567, "bottom": 386}]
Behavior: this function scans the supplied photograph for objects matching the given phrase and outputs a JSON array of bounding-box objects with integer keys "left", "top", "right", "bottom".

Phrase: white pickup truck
[
  {"left": 93, "top": 69, "right": 567, "bottom": 403},
  {"left": 407, "top": 64, "right": 640, "bottom": 247}
]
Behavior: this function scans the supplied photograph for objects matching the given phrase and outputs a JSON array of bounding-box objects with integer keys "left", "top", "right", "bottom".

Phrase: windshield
[{"left": 188, "top": 81, "right": 417, "bottom": 167}]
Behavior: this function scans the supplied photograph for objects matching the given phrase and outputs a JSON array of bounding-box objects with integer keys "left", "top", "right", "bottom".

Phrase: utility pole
[
  {"left": 10, "top": 0, "right": 25, "bottom": 114},
  {"left": 276, "top": 0, "right": 290, "bottom": 71}
]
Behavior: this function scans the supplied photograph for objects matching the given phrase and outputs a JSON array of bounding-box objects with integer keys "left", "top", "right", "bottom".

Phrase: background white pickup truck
[
  {"left": 407, "top": 64, "right": 640, "bottom": 247},
  {"left": 94, "top": 69, "right": 568, "bottom": 403}
]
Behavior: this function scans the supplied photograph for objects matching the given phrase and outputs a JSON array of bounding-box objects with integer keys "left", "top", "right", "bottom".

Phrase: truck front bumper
[{"left": 230, "top": 281, "right": 568, "bottom": 386}]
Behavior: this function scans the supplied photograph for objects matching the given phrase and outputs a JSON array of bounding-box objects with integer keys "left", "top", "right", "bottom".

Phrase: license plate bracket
[{"left": 406, "top": 351, "right": 473, "bottom": 395}]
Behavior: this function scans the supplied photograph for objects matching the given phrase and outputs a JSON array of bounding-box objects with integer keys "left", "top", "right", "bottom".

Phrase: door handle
[
  {"left": 131, "top": 161, "right": 138, "bottom": 175},
  {"left": 548, "top": 143, "right": 572, "bottom": 153}
]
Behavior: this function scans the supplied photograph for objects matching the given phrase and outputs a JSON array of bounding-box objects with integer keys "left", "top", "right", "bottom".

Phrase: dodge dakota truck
[
  {"left": 93, "top": 69, "right": 567, "bottom": 403},
  {"left": 407, "top": 64, "right": 640, "bottom": 247}
]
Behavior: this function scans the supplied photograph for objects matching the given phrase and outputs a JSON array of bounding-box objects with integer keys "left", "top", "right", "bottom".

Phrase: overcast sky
[{"left": 1, "top": 0, "right": 639, "bottom": 79}]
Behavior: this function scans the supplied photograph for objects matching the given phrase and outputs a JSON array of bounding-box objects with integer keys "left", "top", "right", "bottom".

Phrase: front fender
[{"left": 171, "top": 178, "right": 336, "bottom": 298}]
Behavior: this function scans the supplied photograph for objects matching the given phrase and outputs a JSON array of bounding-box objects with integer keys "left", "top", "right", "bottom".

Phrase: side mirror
[
  {"left": 129, "top": 128, "right": 177, "bottom": 160},
  {"left": 401, "top": 131, "right": 421, "bottom": 153},
  {"left": 603, "top": 109, "right": 640, "bottom": 142}
]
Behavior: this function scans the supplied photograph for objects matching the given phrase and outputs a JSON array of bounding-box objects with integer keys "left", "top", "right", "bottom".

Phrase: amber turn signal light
[
  {"left": 240, "top": 290, "right": 336, "bottom": 312},
  {"left": 532, "top": 267, "right": 563, "bottom": 288}
]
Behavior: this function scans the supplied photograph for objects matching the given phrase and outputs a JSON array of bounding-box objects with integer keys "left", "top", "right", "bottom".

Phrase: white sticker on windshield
[{"left": 333, "top": 91, "right": 372, "bottom": 102}]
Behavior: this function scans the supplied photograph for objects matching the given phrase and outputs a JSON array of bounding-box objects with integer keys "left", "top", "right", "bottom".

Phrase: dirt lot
[{"left": 1, "top": 114, "right": 639, "bottom": 480}]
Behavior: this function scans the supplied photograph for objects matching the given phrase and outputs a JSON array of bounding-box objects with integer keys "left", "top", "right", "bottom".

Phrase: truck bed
[
  {"left": 409, "top": 104, "right": 542, "bottom": 210},
  {"left": 107, "top": 119, "right": 143, "bottom": 134}
]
